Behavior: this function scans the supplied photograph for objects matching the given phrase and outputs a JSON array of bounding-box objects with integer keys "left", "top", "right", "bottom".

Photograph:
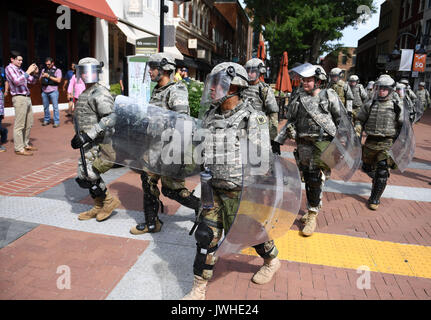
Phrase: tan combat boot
[
  {"left": 96, "top": 191, "right": 121, "bottom": 222},
  {"left": 300, "top": 212, "right": 309, "bottom": 223},
  {"left": 301, "top": 211, "right": 318, "bottom": 237},
  {"left": 182, "top": 275, "right": 208, "bottom": 300},
  {"left": 251, "top": 257, "right": 281, "bottom": 284},
  {"left": 78, "top": 197, "right": 103, "bottom": 220}
]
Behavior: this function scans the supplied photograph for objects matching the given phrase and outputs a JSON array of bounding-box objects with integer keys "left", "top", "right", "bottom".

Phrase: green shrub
[
  {"left": 185, "top": 79, "right": 204, "bottom": 118},
  {"left": 110, "top": 83, "right": 122, "bottom": 96}
]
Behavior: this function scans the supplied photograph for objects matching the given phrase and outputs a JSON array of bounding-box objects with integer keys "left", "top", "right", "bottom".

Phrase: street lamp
[{"left": 160, "top": 0, "right": 191, "bottom": 52}]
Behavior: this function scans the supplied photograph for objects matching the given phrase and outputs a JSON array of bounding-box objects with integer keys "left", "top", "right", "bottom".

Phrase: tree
[{"left": 245, "top": 0, "right": 376, "bottom": 80}]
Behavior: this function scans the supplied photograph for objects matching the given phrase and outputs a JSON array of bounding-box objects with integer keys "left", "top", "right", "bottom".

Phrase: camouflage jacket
[
  {"left": 329, "top": 80, "right": 353, "bottom": 112},
  {"left": 242, "top": 81, "right": 279, "bottom": 140},
  {"left": 275, "top": 88, "right": 342, "bottom": 144},
  {"left": 150, "top": 81, "right": 189, "bottom": 115},
  {"left": 355, "top": 92, "right": 403, "bottom": 138},
  {"left": 415, "top": 88, "right": 431, "bottom": 107},
  {"left": 75, "top": 83, "right": 116, "bottom": 143},
  {"left": 350, "top": 84, "right": 368, "bottom": 108},
  {"left": 202, "top": 99, "right": 270, "bottom": 189}
]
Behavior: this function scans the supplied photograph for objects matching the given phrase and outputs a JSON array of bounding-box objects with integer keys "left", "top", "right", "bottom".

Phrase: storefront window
[
  {"left": 8, "top": 11, "right": 28, "bottom": 68},
  {"left": 34, "top": 17, "right": 50, "bottom": 69},
  {"left": 76, "top": 13, "right": 91, "bottom": 59},
  {"left": 55, "top": 28, "right": 69, "bottom": 74}
]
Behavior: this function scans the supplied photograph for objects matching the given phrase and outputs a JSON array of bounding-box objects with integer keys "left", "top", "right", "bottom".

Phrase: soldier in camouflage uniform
[
  {"left": 329, "top": 67, "right": 354, "bottom": 117},
  {"left": 348, "top": 75, "right": 368, "bottom": 121},
  {"left": 71, "top": 57, "right": 121, "bottom": 221},
  {"left": 396, "top": 82, "right": 416, "bottom": 123},
  {"left": 354, "top": 74, "right": 404, "bottom": 210},
  {"left": 400, "top": 79, "right": 418, "bottom": 106},
  {"left": 130, "top": 53, "right": 200, "bottom": 235},
  {"left": 274, "top": 64, "right": 342, "bottom": 237},
  {"left": 243, "top": 58, "right": 279, "bottom": 143},
  {"left": 415, "top": 82, "right": 430, "bottom": 111},
  {"left": 366, "top": 81, "right": 375, "bottom": 100},
  {"left": 183, "top": 62, "right": 280, "bottom": 300}
]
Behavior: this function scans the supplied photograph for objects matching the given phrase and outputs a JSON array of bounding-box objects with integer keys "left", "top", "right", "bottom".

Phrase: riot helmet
[
  {"left": 395, "top": 83, "right": 406, "bottom": 99},
  {"left": 201, "top": 62, "right": 249, "bottom": 108},
  {"left": 330, "top": 67, "right": 344, "bottom": 83},
  {"left": 348, "top": 75, "right": 359, "bottom": 87},
  {"left": 373, "top": 74, "right": 395, "bottom": 101},
  {"left": 290, "top": 63, "right": 326, "bottom": 92},
  {"left": 244, "top": 58, "right": 266, "bottom": 82},
  {"left": 147, "top": 53, "right": 176, "bottom": 82},
  {"left": 76, "top": 57, "right": 104, "bottom": 84}
]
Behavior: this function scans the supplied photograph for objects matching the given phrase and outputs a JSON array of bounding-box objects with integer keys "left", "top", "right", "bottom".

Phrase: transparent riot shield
[
  {"left": 389, "top": 104, "right": 416, "bottom": 172},
  {"left": 320, "top": 108, "right": 362, "bottom": 182},
  {"left": 215, "top": 156, "right": 302, "bottom": 257},
  {"left": 103, "top": 95, "right": 202, "bottom": 178}
]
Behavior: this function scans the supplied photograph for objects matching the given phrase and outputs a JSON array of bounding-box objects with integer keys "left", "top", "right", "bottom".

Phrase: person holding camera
[
  {"left": 40, "top": 57, "right": 62, "bottom": 128},
  {"left": 5, "top": 51, "right": 39, "bottom": 156}
]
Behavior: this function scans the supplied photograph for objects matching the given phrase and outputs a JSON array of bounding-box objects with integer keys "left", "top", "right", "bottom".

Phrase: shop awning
[
  {"left": 116, "top": 21, "right": 152, "bottom": 45},
  {"left": 50, "top": 0, "right": 117, "bottom": 23}
]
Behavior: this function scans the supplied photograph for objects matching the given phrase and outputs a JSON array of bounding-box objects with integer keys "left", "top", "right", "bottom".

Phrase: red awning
[{"left": 50, "top": 0, "right": 117, "bottom": 23}]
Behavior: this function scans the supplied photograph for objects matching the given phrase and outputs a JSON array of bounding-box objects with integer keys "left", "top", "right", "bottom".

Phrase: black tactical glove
[
  {"left": 409, "top": 112, "right": 415, "bottom": 123},
  {"left": 271, "top": 140, "right": 281, "bottom": 155},
  {"left": 71, "top": 132, "right": 92, "bottom": 149},
  {"left": 347, "top": 111, "right": 353, "bottom": 121}
]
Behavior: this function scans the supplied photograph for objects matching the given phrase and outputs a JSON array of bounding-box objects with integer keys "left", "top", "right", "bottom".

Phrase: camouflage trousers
[
  {"left": 140, "top": 168, "right": 189, "bottom": 199},
  {"left": 297, "top": 139, "right": 331, "bottom": 212},
  {"left": 198, "top": 188, "right": 278, "bottom": 280},
  {"left": 77, "top": 143, "right": 115, "bottom": 188},
  {"left": 362, "top": 136, "right": 396, "bottom": 170}
]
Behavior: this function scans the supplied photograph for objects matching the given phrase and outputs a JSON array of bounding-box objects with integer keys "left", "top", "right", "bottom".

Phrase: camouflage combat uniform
[
  {"left": 415, "top": 87, "right": 430, "bottom": 111},
  {"left": 350, "top": 83, "right": 368, "bottom": 120},
  {"left": 330, "top": 79, "right": 353, "bottom": 113},
  {"left": 195, "top": 99, "right": 278, "bottom": 281},
  {"left": 354, "top": 91, "right": 404, "bottom": 209},
  {"left": 137, "top": 80, "right": 200, "bottom": 233},
  {"left": 276, "top": 88, "right": 342, "bottom": 228},
  {"left": 242, "top": 81, "right": 279, "bottom": 140},
  {"left": 75, "top": 83, "right": 116, "bottom": 191}
]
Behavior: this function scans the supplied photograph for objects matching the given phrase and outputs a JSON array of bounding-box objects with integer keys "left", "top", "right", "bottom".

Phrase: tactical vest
[
  {"left": 416, "top": 89, "right": 429, "bottom": 104},
  {"left": 75, "top": 83, "right": 114, "bottom": 143},
  {"left": 295, "top": 89, "right": 338, "bottom": 138},
  {"left": 41, "top": 67, "right": 59, "bottom": 87},
  {"left": 150, "top": 81, "right": 189, "bottom": 114},
  {"left": 351, "top": 85, "right": 365, "bottom": 108},
  {"left": 365, "top": 97, "right": 399, "bottom": 137},
  {"left": 242, "top": 82, "right": 278, "bottom": 114},
  {"left": 203, "top": 101, "right": 260, "bottom": 189}
]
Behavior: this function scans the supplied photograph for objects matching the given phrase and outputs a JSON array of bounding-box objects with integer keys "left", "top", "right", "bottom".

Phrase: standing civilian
[
  {"left": 63, "top": 62, "right": 76, "bottom": 117},
  {"left": 5, "top": 51, "right": 39, "bottom": 156},
  {"left": 40, "top": 57, "right": 62, "bottom": 127},
  {"left": 67, "top": 70, "right": 86, "bottom": 114},
  {"left": 0, "top": 66, "right": 8, "bottom": 151}
]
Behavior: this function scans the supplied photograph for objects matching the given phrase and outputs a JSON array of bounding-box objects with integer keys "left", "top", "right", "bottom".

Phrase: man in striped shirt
[{"left": 5, "top": 51, "right": 39, "bottom": 156}]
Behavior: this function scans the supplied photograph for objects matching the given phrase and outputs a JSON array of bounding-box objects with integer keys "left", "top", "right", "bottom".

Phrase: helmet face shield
[
  {"left": 373, "top": 84, "right": 393, "bottom": 101},
  {"left": 76, "top": 64, "right": 101, "bottom": 84},
  {"left": 246, "top": 66, "right": 261, "bottom": 82},
  {"left": 201, "top": 70, "right": 232, "bottom": 106}
]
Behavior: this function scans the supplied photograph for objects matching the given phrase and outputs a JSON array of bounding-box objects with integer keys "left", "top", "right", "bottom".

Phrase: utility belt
[{"left": 367, "top": 135, "right": 394, "bottom": 142}]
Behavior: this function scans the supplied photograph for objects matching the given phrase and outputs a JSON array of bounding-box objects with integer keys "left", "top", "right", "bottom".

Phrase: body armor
[
  {"left": 357, "top": 94, "right": 402, "bottom": 138},
  {"left": 351, "top": 84, "right": 368, "bottom": 108},
  {"left": 242, "top": 82, "right": 279, "bottom": 113},
  {"left": 75, "top": 83, "right": 115, "bottom": 144},
  {"left": 202, "top": 100, "right": 268, "bottom": 189},
  {"left": 150, "top": 81, "right": 189, "bottom": 114}
]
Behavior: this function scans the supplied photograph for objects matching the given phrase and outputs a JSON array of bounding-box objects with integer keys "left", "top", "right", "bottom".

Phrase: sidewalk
[{"left": 0, "top": 109, "right": 431, "bottom": 300}]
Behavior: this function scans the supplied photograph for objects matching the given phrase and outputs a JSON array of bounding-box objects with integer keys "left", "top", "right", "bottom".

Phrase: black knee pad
[
  {"left": 304, "top": 170, "right": 322, "bottom": 188},
  {"left": 361, "top": 163, "right": 375, "bottom": 179},
  {"left": 193, "top": 222, "right": 217, "bottom": 276},
  {"left": 376, "top": 160, "right": 389, "bottom": 179}
]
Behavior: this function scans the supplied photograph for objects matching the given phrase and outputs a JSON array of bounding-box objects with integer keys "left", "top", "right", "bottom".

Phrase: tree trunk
[{"left": 310, "top": 33, "right": 323, "bottom": 64}]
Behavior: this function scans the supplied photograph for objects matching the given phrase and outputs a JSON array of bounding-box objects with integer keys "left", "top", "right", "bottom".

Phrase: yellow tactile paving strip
[{"left": 241, "top": 230, "right": 431, "bottom": 279}]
